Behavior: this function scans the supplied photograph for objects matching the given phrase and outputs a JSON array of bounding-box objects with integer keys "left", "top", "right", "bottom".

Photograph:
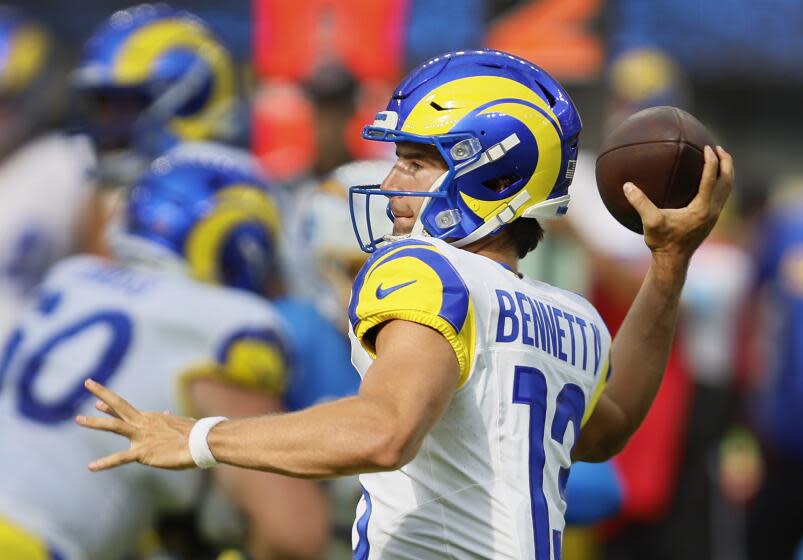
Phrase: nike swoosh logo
[{"left": 376, "top": 280, "right": 417, "bottom": 299}]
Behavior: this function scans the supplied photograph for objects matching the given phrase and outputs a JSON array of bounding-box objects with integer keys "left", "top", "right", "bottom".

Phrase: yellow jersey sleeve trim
[
  {"left": 0, "top": 515, "right": 51, "bottom": 560},
  {"left": 222, "top": 338, "right": 287, "bottom": 393},
  {"left": 174, "top": 339, "right": 288, "bottom": 417},
  {"left": 354, "top": 309, "right": 472, "bottom": 389},
  {"left": 581, "top": 354, "right": 610, "bottom": 427}
]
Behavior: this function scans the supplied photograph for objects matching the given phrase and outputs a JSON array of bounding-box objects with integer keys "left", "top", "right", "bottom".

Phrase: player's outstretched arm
[
  {"left": 574, "top": 146, "right": 734, "bottom": 462},
  {"left": 77, "top": 319, "right": 460, "bottom": 476}
]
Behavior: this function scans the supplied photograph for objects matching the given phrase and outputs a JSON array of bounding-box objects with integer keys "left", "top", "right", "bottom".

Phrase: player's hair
[{"left": 507, "top": 218, "right": 544, "bottom": 258}]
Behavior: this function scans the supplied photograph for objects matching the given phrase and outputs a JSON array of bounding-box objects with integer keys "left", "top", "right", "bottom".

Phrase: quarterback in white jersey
[
  {"left": 0, "top": 143, "right": 329, "bottom": 560},
  {"left": 348, "top": 236, "right": 610, "bottom": 557},
  {"left": 78, "top": 50, "right": 733, "bottom": 560}
]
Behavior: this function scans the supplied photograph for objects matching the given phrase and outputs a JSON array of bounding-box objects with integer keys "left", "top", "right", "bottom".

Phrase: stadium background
[
  {"left": 3, "top": 0, "right": 803, "bottom": 559},
  {"left": 18, "top": 0, "right": 803, "bottom": 186}
]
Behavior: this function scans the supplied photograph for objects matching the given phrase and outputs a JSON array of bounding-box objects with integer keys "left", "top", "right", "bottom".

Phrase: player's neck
[{"left": 464, "top": 235, "right": 520, "bottom": 274}]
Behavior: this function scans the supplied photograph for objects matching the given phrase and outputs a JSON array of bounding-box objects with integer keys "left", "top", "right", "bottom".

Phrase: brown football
[{"left": 595, "top": 106, "right": 716, "bottom": 234}]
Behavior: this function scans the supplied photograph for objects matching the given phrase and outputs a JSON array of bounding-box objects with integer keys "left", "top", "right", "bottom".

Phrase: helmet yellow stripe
[
  {"left": 185, "top": 185, "right": 280, "bottom": 285},
  {"left": 459, "top": 100, "right": 562, "bottom": 220},
  {"left": 112, "top": 19, "right": 234, "bottom": 140},
  {"left": 400, "top": 75, "right": 561, "bottom": 137}
]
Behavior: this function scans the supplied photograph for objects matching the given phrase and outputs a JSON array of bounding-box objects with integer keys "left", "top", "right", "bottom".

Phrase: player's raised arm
[
  {"left": 574, "top": 145, "right": 734, "bottom": 462},
  {"left": 78, "top": 318, "right": 460, "bottom": 476}
]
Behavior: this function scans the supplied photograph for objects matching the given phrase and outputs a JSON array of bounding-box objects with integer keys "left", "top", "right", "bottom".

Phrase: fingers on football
[
  {"left": 713, "top": 146, "right": 734, "bottom": 208},
  {"left": 623, "top": 182, "right": 663, "bottom": 230},
  {"left": 84, "top": 379, "right": 139, "bottom": 420},
  {"left": 695, "top": 146, "right": 720, "bottom": 205},
  {"left": 88, "top": 449, "right": 139, "bottom": 472}
]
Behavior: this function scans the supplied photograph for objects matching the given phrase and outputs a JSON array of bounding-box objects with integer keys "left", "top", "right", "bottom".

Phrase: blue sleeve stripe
[{"left": 353, "top": 485, "right": 373, "bottom": 560}]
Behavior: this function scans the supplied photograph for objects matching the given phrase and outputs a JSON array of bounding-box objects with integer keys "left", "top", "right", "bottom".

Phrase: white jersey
[
  {"left": 347, "top": 237, "right": 611, "bottom": 560},
  {"left": 0, "top": 255, "right": 290, "bottom": 560},
  {"left": 0, "top": 133, "right": 96, "bottom": 342}
]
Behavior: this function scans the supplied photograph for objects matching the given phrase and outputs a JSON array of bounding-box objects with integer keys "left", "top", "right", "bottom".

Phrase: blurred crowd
[{"left": 0, "top": 1, "right": 801, "bottom": 559}]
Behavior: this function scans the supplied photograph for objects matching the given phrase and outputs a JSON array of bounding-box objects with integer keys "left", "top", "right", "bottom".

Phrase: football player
[
  {"left": 272, "top": 160, "right": 394, "bottom": 413},
  {"left": 0, "top": 7, "right": 101, "bottom": 342},
  {"left": 79, "top": 50, "right": 733, "bottom": 560},
  {"left": 283, "top": 159, "right": 393, "bottom": 329},
  {"left": 281, "top": 159, "right": 392, "bottom": 555},
  {"left": 0, "top": 143, "right": 328, "bottom": 560},
  {"left": 289, "top": 157, "right": 622, "bottom": 540},
  {"left": 72, "top": 4, "right": 242, "bottom": 187},
  {"left": 747, "top": 179, "right": 803, "bottom": 560}
]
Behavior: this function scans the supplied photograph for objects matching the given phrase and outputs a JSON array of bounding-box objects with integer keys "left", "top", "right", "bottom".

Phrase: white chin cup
[{"left": 409, "top": 170, "right": 449, "bottom": 237}]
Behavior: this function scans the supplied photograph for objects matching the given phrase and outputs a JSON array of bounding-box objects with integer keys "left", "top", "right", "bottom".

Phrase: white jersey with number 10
[{"left": 0, "top": 255, "right": 289, "bottom": 560}]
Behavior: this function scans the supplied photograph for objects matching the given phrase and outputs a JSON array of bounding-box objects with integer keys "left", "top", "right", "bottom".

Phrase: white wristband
[{"left": 188, "top": 416, "right": 228, "bottom": 469}]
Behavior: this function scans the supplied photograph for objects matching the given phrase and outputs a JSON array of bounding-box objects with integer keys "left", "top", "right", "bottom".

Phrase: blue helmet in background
[
  {"left": 74, "top": 4, "right": 237, "bottom": 181},
  {"left": 124, "top": 142, "right": 281, "bottom": 294},
  {"left": 351, "top": 49, "right": 581, "bottom": 252}
]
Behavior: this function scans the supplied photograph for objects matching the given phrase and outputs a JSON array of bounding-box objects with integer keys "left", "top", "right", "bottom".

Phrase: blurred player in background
[
  {"left": 304, "top": 64, "right": 360, "bottom": 182},
  {"left": 72, "top": 3, "right": 244, "bottom": 247},
  {"left": 0, "top": 7, "right": 102, "bottom": 343},
  {"left": 281, "top": 159, "right": 391, "bottom": 556},
  {"left": 284, "top": 159, "right": 393, "bottom": 331},
  {"left": 747, "top": 176, "right": 803, "bottom": 560},
  {"left": 69, "top": 2, "right": 367, "bottom": 426},
  {"left": 562, "top": 47, "right": 748, "bottom": 560},
  {"left": 78, "top": 50, "right": 733, "bottom": 560},
  {"left": 0, "top": 143, "right": 329, "bottom": 560},
  {"left": 278, "top": 159, "right": 390, "bottom": 411}
]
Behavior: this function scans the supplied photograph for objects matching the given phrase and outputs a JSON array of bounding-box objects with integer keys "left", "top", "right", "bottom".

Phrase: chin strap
[
  {"left": 450, "top": 192, "right": 571, "bottom": 248},
  {"left": 450, "top": 188, "right": 532, "bottom": 248},
  {"left": 450, "top": 133, "right": 531, "bottom": 247}
]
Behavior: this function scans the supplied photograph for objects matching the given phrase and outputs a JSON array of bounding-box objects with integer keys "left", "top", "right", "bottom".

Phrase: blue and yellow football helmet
[
  {"left": 73, "top": 4, "right": 236, "bottom": 162},
  {"left": 351, "top": 49, "right": 581, "bottom": 252},
  {"left": 123, "top": 142, "right": 281, "bottom": 294}
]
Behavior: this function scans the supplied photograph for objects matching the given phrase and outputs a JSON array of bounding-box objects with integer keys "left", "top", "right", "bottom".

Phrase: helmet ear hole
[
  {"left": 535, "top": 82, "right": 557, "bottom": 107},
  {"left": 482, "top": 173, "right": 521, "bottom": 194}
]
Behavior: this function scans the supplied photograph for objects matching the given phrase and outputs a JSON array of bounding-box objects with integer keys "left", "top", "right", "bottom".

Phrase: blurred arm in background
[{"left": 187, "top": 377, "right": 331, "bottom": 560}]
